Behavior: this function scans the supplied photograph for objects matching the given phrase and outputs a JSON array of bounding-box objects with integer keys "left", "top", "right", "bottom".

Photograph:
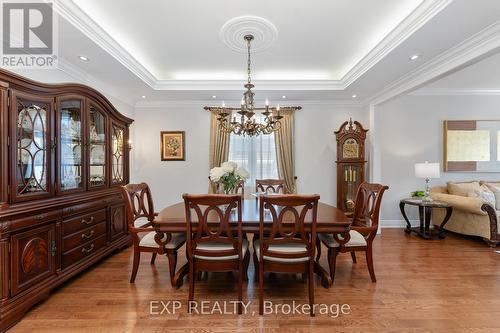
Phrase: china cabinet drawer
[
  {"left": 61, "top": 235, "right": 107, "bottom": 269},
  {"left": 62, "top": 209, "right": 107, "bottom": 236},
  {"left": 11, "top": 210, "right": 61, "bottom": 229},
  {"left": 62, "top": 221, "right": 106, "bottom": 252},
  {"left": 62, "top": 200, "right": 107, "bottom": 217}
]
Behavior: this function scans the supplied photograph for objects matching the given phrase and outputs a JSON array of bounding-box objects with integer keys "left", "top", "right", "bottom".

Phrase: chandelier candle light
[{"left": 204, "top": 34, "right": 301, "bottom": 136}]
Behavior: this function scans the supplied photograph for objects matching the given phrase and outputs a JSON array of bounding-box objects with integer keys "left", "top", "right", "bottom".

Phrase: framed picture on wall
[{"left": 160, "top": 131, "right": 185, "bottom": 161}]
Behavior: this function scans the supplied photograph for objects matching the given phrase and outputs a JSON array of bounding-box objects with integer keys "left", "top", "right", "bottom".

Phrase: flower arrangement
[{"left": 210, "top": 161, "right": 250, "bottom": 194}]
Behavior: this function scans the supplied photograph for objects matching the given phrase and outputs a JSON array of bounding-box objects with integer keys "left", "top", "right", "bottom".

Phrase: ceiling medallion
[
  {"left": 219, "top": 15, "right": 278, "bottom": 53},
  {"left": 204, "top": 35, "right": 301, "bottom": 137}
]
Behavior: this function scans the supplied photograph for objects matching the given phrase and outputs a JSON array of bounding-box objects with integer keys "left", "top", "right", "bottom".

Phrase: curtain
[
  {"left": 228, "top": 114, "right": 279, "bottom": 190},
  {"left": 208, "top": 111, "right": 230, "bottom": 193},
  {"left": 274, "top": 110, "right": 296, "bottom": 194}
]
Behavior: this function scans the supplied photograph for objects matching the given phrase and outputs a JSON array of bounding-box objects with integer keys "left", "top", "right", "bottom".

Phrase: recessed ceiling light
[
  {"left": 282, "top": 95, "right": 286, "bottom": 99},
  {"left": 141, "top": 95, "right": 146, "bottom": 99},
  {"left": 352, "top": 94, "right": 357, "bottom": 98},
  {"left": 212, "top": 95, "right": 217, "bottom": 99},
  {"left": 78, "top": 55, "right": 89, "bottom": 62},
  {"left": 409, "top": 54, "right": 420, "bottom": 61}
]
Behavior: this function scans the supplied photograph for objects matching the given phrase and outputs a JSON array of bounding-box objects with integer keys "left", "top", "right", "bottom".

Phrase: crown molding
[
  {"left": 368, "top": 20, "right": 500, "bottom": 106},
  {"left": 341, "top": 0, "right": 452, "bottom": 88},
  {"left": 52, "top": 0, "right": 450, "bottom": 91},
  {"left": 409, "top": 88, "right": 500, "bottom": 96},
  {"left": 135, "top": 99, "right": 364, "bottom": 108}
]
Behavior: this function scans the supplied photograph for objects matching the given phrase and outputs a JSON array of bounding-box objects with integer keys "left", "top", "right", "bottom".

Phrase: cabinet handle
[
  {"left": 81, "top": 244, "right": 94, "bottom": 254},
  {"left": 81, "top": 230, "right": 95, "bottom": 239},
  {"left": 81, "top": 216, "right": 94, "bottom": 225},
  {"left": 33, "top": 213, "right": 48, "bottom": 221}
]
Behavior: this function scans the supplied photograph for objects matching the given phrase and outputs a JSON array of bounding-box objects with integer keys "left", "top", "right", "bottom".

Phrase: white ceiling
[
  {"left": 11, "top": 0, "right": 500, "bottom": 106},
  {"left": 71, "top": 0, "right": 423, "bottom": 81}
]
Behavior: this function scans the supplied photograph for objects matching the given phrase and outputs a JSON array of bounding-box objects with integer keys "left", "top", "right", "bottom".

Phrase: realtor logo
[{"left": 1, "top": 1, "right": 58, "bottom": 68}]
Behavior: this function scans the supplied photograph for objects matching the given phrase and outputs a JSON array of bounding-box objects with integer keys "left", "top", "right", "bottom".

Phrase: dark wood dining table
[{"left": 153, "top": 199, "right": 351, "bottom": 288}]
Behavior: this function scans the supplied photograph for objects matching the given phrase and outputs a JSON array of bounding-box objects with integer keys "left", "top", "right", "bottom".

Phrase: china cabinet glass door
[
  {"left": 58, "top": 99, "right": 84, "bottom": 192},
  {"left": 13, "top": 95, "right": 53, "bottom": 200},
  {"left": 88, "top": 105, "right": 107, "bottom": 188},
  {"left": 111, "top": 124, "right": 125, "bottom": 184}
]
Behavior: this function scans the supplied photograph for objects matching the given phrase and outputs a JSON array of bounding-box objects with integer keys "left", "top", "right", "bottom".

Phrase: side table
[{"left": 399, "top": 198, "right": 453, "bottom": 239}]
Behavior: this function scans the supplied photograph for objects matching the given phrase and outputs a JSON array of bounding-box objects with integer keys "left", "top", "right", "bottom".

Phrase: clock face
[{"left": 342, "top": 138, "right": 359, "bottom": 159}]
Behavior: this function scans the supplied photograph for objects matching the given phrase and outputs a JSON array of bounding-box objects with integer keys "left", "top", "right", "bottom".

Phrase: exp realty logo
[{"left": 1, "top": 0, "right": 57, "bottom": 68}]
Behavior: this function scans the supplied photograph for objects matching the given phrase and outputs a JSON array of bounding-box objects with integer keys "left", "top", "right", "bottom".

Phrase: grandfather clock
[{"left": 335, "top": 119, "right": 368, "bottom": 212}]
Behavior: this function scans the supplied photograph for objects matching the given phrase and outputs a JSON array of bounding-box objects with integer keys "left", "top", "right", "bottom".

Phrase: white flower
[
  {"left": 209, "top": 167, "right": 225, "bottom": 182},
  {"left": 221, "top": 161, "right": 237, "bottom": 173},
  {"left": 235, "top": 167, "right": 250, "bottom": 180}
]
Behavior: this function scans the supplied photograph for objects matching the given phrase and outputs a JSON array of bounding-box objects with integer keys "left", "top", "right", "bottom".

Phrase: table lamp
[{"left": 414, "top": 161, "right": 440, "bottom": 202}]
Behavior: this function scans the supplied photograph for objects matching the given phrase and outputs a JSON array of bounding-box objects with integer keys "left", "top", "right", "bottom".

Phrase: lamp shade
[{"left": 415, "top": 162, "right": 440, "bottom": 179}]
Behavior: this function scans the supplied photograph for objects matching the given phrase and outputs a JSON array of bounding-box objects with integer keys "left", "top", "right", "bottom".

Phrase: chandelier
[{"left": 204, "top": 34, "right": 301, "bottom": 136}]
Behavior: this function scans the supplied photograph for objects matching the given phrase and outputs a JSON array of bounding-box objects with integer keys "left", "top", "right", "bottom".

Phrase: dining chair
[
  {"left": 121, "top": 183, "right": 186, "bottom": 286},
  {"left": 254, "top": 194, "right": 320, "bottom": 316},
  {"left": 255, "top": 179, "right": 286, "bottom": 194},
  {"left": 209, "top": 176, "right": 245, "bottom": 196},
  {"left": 317, "top": 182, "right": 388, "bottom": 283},
  {"left": 183, "top": 194, "right": 250, "bottom": 314}
]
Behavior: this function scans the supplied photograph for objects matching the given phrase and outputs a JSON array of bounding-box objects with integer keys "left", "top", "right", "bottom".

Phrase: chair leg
[
  {"left": 315, "top": 237, "right": 322, "bottom": 261},
  {"left": 243, "top": 251, "right": 250, "bottom": 281},
  {"left": 350, "top": 251, "right": 357, "bottom": 264},
  {"left": 327, "top": 248, "right": 338, "bottom": 283},
  {"left": 253, "top": 251, "right": 259, "bottom": 279},
  {"left": 166, "top": 250, "right": 178, "bottom": 287},
  {"left": 150, "top": 253, "right": 157, "bottom": 265},
  {"left": 130, "top": 248, "right": 140, "bottom": 283},
  {"left": 365, "top": 247, "right": 376, "bottom": 283},
  {"left": 308, "top": 264, "right": 315, "bottom": 317},
  {"left": 238, "top": 260, "right": 243, "bottom": 314},
  {"left": 188, "top": 261, "right": 195, "bottom": 313},
  {"left": 258, "top": 257, "right": 264, "bottom": 315}
]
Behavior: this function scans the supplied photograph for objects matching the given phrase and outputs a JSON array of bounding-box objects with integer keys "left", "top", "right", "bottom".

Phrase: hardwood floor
[{"left": 9, "top": 229, "right": 500, "bottom": 333}]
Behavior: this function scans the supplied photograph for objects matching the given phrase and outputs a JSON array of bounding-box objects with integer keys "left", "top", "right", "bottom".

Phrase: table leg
[
  {"left": 172, "top": 263, "right": 189, "bottom": 288},
  {"left": 314, "top": 261, "right": 332, "bottom": 288},
  {"left": 439, "top": 207, "right": 453, "bottom": 239},
  {"left": 400, "top": 202, "right": 412, "bottom": 234},
  {"left": 417, "top": 206, "right": 432, "bottom": 240}
]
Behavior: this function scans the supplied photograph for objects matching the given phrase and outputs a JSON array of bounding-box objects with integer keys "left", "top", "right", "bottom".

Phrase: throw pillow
[
  {"left": 467, "top": 190, "right": 496, "bottom": 207},
  {"left": 447, "top": 181, "right": 481, "bottom": 197},
  {"left": 482, "top": 183, "right": 500, "bottom": 210}
]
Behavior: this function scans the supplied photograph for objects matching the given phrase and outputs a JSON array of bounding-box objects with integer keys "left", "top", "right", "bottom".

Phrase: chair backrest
[
  {"left": 256, "top": 179, "right": 286, "bottom": 194},
  {"left": 351, "top": 182, "right": 389, "bottom": 230},
  {"left": 121, "top": 183, "right": 156, "bottom": 231},
  {"left": 183, "top": 194, "right": 242, "bottom": 260},
  {"left": 209, "top": 177, "right": 245, "bottom": 196},
  {"left": 259, "top": 195, "right": 319, "bottom": 261}
]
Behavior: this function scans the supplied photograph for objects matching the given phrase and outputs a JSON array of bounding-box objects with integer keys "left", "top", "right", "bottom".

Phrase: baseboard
[{"left": 380, "top": 219, "right": 419, "bottom": 228}]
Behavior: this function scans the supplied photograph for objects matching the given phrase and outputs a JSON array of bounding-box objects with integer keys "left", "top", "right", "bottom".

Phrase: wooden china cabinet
[
  {"left": 0, "top": 69, "right": 133, "bottom": 330},
  {"left": 335, "top": 119, "right": 368, "bottom": 213}
]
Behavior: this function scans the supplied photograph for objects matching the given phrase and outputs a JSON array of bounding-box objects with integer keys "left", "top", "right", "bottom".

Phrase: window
[{"left": 228, "top": 115, "right": 279, "bottom": 188}]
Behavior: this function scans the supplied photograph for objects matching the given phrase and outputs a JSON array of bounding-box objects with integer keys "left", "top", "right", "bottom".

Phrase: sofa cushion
[{"left": 447, "top": 181, "right": 481, "bottom": 197}]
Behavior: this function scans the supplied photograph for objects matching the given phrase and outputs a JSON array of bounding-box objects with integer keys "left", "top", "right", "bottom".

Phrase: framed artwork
[
  {"left": 160, "top": 131, "right": 185, "bottom": 161},
  {"left": 444, "top": 120, "right": 500, "bottom": 172}
]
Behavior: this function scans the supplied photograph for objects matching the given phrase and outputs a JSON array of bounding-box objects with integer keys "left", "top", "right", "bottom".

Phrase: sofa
[{"left": 430, "top": 181, "right": 499, "bottom": 247}]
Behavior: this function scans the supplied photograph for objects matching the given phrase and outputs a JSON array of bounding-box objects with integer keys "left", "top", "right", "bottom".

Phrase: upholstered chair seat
[
  {"left": 254, "top": 240, "right": 309, "bottom": 263},
  {"left": 194, "top": 239, "right": 249, "bottom": 260},
  {"left": 317, "top": 230, "right": 367, "bottom": 248},
  {"left": 140, "top": 232, "right": 186, "bottom": 249}
]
